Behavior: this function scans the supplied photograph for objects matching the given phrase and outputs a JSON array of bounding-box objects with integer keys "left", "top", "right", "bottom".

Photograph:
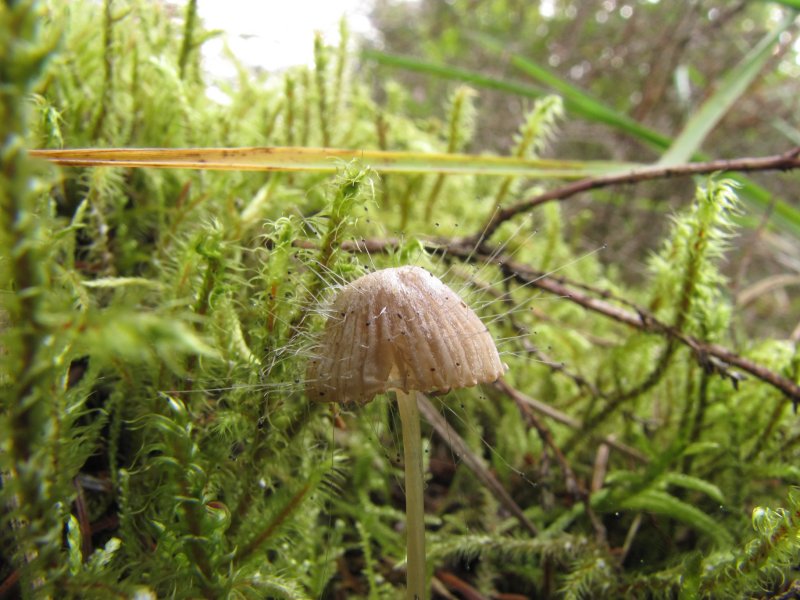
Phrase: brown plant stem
[
  {"left": 484, "top": 254, "right": 800, "bottom": 405},
  {"left": 235, "top": 483, "right": 311, "bottom": 565},
  {"left": 416, "top": 394, "right": 539, "bottom": 536},
  {"left": 465, "top": 146, "right": 800, "bottom": 246},
  {"left": 494, "top": 379, "right": 647, "bottom": 464},
  {"left": 434, "top": 570, "right": 489, "bottom": 600}
]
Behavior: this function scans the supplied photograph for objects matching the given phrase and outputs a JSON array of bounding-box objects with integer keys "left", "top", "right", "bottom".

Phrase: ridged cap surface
[{"left": 307, "top": 266, "right": 506, "bottom": 404}]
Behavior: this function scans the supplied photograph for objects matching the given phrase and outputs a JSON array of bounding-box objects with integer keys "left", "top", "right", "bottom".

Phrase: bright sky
[{"left": 193, "top": 0, "right": 377, "bottom": 79}]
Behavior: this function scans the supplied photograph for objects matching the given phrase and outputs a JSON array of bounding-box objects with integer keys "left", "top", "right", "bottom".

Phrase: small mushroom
[{"left": 307, "top": 266, "right": 505, "bottom": 599}]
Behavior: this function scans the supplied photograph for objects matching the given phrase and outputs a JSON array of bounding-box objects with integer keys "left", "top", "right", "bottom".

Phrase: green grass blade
[
  {"left": 659, "top": 13, "right": 797, "bottom": 166},
  {"left": 469, "top": 33, "right": 673, "bottom": 151},
  {"left": 362, "top": 48, "right": 550, "bottom": 98},
  {"left": 732, "top": 175, "right": 800, "bottom": 235},
  {"left": 620, "top": 490, "right": 734, "bottom": 546},
  {"left": 365, "top": 45, "right": 673, "bottom": 152},
  {"left": 772, "top": 118, "right": 800, "bottom": 145},
  {"left": 759, "top": 0, "right": 800, "bottom": 8},
  {"left": 662, "top": 473, "right": 725, "bottom": 504}
]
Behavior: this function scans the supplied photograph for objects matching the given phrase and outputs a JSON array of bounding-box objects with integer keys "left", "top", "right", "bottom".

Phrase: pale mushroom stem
[{"left": 395, "top": 389, "right": 427, "bottom": 600}]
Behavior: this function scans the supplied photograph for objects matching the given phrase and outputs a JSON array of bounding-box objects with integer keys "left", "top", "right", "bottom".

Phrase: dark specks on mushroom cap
[{"left": 307, "top": 266, "right": 506, "bottom": 405}]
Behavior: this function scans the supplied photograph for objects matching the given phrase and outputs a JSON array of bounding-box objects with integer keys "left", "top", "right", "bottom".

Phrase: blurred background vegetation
[
  {"left": 1, "top": 0, "right": 799, "bottom": 598},
  {"left": 366, "top": 0, "right": 800, "bottom": 336}
]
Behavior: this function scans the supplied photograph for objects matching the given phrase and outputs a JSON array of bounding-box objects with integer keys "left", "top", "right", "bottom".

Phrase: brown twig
[
  {"left": 0, "top": 569, "right": 19, "bottom": 600},
  {"left": 461, "top": 247, "right": 800, "bottom": 405},
  {"left": 502, "top": 380, "right": 610, "bottom": 546},
  {"left": 506, "top": 389, "right": 581, "bottom": 498},
  {"left": 494, "top": 379, "right": 647, "bottom": 464},
  {"left": 416, "top": 394, "right": 539, "bottom": 536},
  {"left": 435, "top": 570, "right": 489, "bottom": 600},
  {"left": 465, "top": 146, "right": 800, "bottom": 245}
]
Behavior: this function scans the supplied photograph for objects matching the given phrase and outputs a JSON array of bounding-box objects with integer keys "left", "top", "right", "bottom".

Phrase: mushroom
[{"left": 307, "top": 266, "right": 506, "bottom": 599}]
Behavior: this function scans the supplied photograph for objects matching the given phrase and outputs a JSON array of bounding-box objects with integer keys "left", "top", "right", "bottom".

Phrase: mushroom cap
[{"left": 307, "top": 266, "right": 506, "bottom": 405}]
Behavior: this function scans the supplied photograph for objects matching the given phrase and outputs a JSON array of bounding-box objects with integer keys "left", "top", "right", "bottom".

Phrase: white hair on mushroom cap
[{"left": 307, "top": 265, "right": 506, "bottom": 404}]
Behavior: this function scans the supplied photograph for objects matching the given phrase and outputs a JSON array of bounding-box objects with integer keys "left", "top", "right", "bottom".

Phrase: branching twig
[
  {"left": 494, "top": 379, "right": 647, "bottom": 464},
  {"left": 508, "top": 384, "right": 582, "bottom": 496},
  {"left": 416, "top": 394, "right": 539, "bottom": 536},
  {"left": 465, "top": 147, "right": 800, "bottom": 245},
  {"left": 435, "top": 570, "right": 489, "bottom": 600},
  {"left": 502, "top": 381, "right": 610, "bottom": 546},
  {"left": 482, "top": 251, "right": 800, "bottom": 405}
]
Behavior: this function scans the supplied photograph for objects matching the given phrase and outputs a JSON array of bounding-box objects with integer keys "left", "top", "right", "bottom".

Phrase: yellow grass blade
[{"left": 30, "top": 146, "right": 636, "bottom": 178}]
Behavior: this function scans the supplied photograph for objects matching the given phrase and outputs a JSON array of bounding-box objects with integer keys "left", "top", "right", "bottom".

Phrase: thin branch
[
  {"left": 0, "top": 570, "right": 20, "bottom": 600},
  {"left": 498, "top": 381, "right": 608, "bottom": 547},
  {"left": 494, "top": 379, "right": 647, "bottom": 464},
  {"left": 507, "top": 384, "right": 582, "bottom": 496},
  {"left": 435, "top": 570, "right": 489, "bottom": 600},
  {"left": 416, "top": 394, "right": 539, "bottom": 537},
  {"left": 465, "top": 146, "right": 800, "bottom": 245},
  {"left": 502, "top": 380, "right": 610, "bottom": 546},
  {"left": 481, "top": 250, "right": 800, "bottom": 405}
]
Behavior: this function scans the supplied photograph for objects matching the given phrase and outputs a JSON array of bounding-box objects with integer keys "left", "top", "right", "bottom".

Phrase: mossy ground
[{"left": 1, "top": 2, "right": 798, "bottom": 598}]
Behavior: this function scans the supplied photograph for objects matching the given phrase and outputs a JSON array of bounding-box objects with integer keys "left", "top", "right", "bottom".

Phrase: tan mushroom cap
[{"left": 307, "top": 266, "right": 506, "bottom": 405}]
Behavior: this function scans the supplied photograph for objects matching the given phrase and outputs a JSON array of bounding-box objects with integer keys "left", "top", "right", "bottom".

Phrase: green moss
[{"left": 1, "top": 2, "right": 797, "bottom": 598}]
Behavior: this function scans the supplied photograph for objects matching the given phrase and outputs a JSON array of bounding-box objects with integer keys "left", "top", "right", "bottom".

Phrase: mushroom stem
[{"left": 395, "top": 389, "right": 427, "bottom": 600}]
